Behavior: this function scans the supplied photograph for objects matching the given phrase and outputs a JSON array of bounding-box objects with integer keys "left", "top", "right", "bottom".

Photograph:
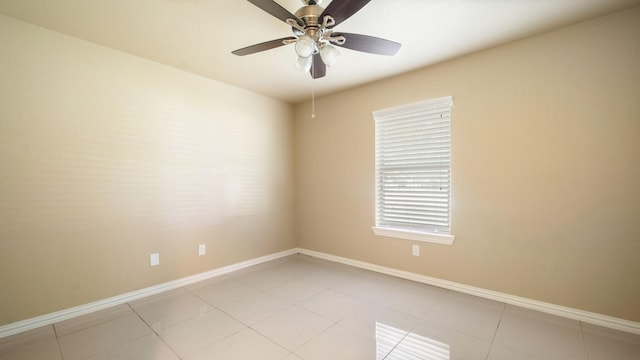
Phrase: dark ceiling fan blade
[
  {"left": 247, "top": 0, "right": 303, "bottom": 26},
  {"left": 320, "top": 0, "right": 371, "bottom": 27},
  {"left": 333, "top": 32, "right": 401, "bottom": 56},
  {"left": 310, "top": 53, "right": 326, "bottom": 79},
  {"left": 232, "top": 37, "right": 296, "bottom": 56}
]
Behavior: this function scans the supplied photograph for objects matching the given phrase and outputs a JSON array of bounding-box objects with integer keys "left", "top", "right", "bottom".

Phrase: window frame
[{"left": 371, "top": 96, "right": 455, "bottom": 245}]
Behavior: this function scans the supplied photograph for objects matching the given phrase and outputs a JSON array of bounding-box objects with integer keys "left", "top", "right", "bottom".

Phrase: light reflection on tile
[
  {"left": 2, "top": 254, "right": 638, "bottom": 360},
  {"left": 375, "top": 322, "right": 409, "bottom": 359},
  {"left": 338, "top": 301, "right": 419, "bottom": 339},
  {"left": 410, "top": 320, "right": 493, "bottom": 359},
  {"left": 385, "top": 331, "right": 451, "bottom": 360}
]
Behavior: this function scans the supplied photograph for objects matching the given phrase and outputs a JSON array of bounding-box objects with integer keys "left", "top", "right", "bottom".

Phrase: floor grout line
[
  {"left": 580, "top": 321, "right": 592, "bottom": 360},
  {"left": 381, "top": 328, "right": 411, "bottom": 360},
  {"left": 52, "top": 324, "right": 66, "bottom": 360},
  {"left": 126, "top": 302, "right": 184, "bottom": 360},
  {"left": 484, "top": 302, "right": 507, "bottom": 360}
]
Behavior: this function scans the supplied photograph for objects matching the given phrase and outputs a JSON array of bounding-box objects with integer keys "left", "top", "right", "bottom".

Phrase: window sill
[{"left": 372, "top": 227, "right": 455, "bottom": 245}]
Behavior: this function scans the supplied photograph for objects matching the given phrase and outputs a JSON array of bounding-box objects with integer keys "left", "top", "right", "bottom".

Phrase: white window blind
[{"left": 373, "top": 97, "right": 453, "bottom": 237}]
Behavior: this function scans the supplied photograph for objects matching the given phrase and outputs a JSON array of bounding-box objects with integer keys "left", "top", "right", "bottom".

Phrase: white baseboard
[
  {"left": 298, "top": 248, "right": 640, "bottom": 335},
  {"left": 3, "top": 247, "right": 638, "bottom": 338},
  {"left": 0, "top": 248, "right": 298, "bottom": 339}
]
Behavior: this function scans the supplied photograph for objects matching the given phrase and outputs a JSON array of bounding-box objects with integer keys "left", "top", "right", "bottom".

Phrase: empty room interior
[{"left": 1, "top": 0, "right": 639, "bottom": 359}]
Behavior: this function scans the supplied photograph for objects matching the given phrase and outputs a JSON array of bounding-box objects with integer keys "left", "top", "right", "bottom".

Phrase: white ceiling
[{"left": 1, "top": 0, "right": 638, "bottom": 103}]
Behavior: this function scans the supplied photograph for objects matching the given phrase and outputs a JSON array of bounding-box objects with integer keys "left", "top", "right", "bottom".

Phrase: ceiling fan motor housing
[{"left": 294, "top": 5, "right": 323, "bottom": 34}]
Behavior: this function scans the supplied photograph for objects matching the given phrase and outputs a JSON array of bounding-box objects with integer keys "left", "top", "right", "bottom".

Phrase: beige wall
[
  {"left": 295, "top": 7, "right": 640, "bottom": 322},
  {"left": 2, "top": 6, "right": 639, "bottom": 328},
  {"left": 0, "top": 15, "right": 295, "bottom": 326}
]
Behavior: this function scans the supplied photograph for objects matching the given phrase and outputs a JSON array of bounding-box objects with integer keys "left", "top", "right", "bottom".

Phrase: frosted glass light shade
[
  {"left": 295, "top": 35, "right": 316, "bottom": 58},
  {"left": 320, "top": 44, "right": 340, "bottom": 67},
  {"left": 296, "top": 55, "right": 313, "bottom": 73}
]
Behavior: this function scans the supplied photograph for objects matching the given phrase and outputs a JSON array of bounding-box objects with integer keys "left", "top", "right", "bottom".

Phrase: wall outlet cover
[
  {"left": 150, "top": 253, "right": 160, "bottom": 266},
  {"left": 412, "top": 244, "right": 420, "bottom": 256},
  {"left": 198, "top": 244, "right": 206, "bottom": 256}
]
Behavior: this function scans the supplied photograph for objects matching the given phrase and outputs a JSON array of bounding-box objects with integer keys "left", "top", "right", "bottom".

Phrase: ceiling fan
[{"left": 231, "top": 0, "right": 401, "bottom": 79}]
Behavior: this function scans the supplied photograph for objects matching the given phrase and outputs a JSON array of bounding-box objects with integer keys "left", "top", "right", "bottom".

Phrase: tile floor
[{"left": 1, "top": 254, "right": 639, "bottom": 360}]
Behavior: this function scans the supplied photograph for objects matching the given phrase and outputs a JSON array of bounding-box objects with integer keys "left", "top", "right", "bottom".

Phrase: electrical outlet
[
  {"left": 150, "top": 253, "right": 160, "bottom": 267},
  {"left": 198, "top": 244, "right": 206, "bottom": 256},
  {"left": 412, "top": 244, "right": 420, "bottom": 256}
]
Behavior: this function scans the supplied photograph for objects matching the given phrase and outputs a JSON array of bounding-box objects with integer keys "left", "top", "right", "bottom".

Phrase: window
[{"left": 372, "top": 96, "right": 454, "bottom": 245}]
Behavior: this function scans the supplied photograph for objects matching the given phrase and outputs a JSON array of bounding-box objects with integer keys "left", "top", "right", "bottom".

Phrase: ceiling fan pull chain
[{"left": 311, "top": 78, "right": 316, "bottom": 118}]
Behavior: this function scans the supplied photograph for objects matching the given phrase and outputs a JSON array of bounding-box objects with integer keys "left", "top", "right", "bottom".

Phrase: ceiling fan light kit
[
  {"left": 232, "top": 0, "right": 402, "bottom": 79},
  {"left": 296, "top": 54, "right": 313, "bottom": 72},
  {"left": 319, "top": 44, "right": 340, "bottom": 67},
  {"left": 294, "top": 34, "right": 316, "bottom": 58}
]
